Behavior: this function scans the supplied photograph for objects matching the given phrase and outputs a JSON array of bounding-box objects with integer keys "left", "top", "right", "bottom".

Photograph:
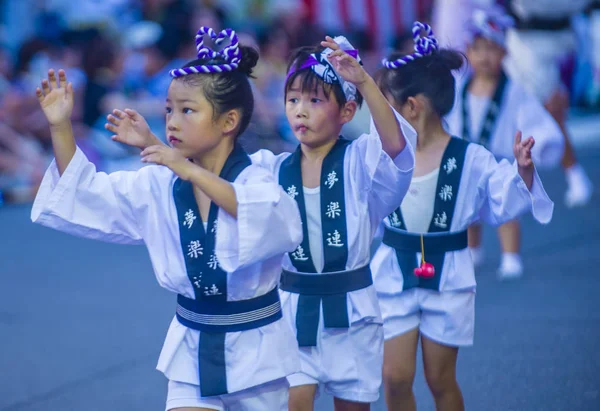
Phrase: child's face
[
  {"left": 285, "top": 76, "right": 353, "bottom": 147},
  {"left": 466, "top": 37, "right": 505, "bottom": 77},
  {"left": 165, "top": 80, "right": 228, "bottom": 158}
]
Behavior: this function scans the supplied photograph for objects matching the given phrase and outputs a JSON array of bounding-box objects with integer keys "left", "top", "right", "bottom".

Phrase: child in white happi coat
[
  {"left": 445, "top": 6, "right": 565, "bottom": 279},
  {"left": 372, "top": 21, "right": 554, "bottom": 411},
  {"left": 31, "top": 28, "right": 304, "bottom": 411},
  {"left": 110, "top": 34, "right": 417, "bottom": 411}
]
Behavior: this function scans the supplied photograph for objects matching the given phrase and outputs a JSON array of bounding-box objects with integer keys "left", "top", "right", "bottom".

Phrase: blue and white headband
[
  {"left": 382, "top": 22, "right": 438, "bottom": 69},
  {"left": 286, "top": 36, "right": 361, "bottom": 101},
  {"left": 467, "top": 7, "right": 515, "bottom": 47}
]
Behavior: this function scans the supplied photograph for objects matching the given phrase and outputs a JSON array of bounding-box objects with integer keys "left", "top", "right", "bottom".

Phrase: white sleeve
[
  {"left": 215, "top": 165, "right": 303, "bottom": 272},
  {"left": 475, "top": 146, "right": 554, "bottom": 226},
  {"left": 31, "top": 146, "right": 144, "bottom": 245},
  {"left": 351, "top": 107, "right": 416, "bottom": 223},
  {"left": 517, "top": 90, "right": 565, "bottom": 169},
  {"left": 250, "top": 149, "right": 289, "bottom": 175}
]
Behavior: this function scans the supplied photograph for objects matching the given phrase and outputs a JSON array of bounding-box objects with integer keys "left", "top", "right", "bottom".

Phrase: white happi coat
[
  {"left": 250, "top": 109, "right": 416, "bottom": 327},
  {"left": 31, "top": 147, "right": 303, "bottom": 393},
  {"left": 372, "top": 142, "right": 554, "bottom": 293},
  {"left": 446, "top": 72, "right": 565, "bottom": 169}
]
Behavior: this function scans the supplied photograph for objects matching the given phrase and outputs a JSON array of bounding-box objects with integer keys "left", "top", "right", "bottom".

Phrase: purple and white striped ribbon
[
  {"left": 382, "top": 21, "right": 439, "bottom": 69},
  {"left": 170, "top": 27, "right": 242, "bottom": 77}
]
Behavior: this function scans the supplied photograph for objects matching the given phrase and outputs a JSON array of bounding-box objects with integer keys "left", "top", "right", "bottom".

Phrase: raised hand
[
  {"left": 513, "top": 130, "right": 535, "bottom": 169},
  {"left": 35, "top": 69, "right": 74, "bottom": 126},
  {"left": 105, "top": 109, "right": 160, "bottom": 149},
  {"left": 141, "top": 145, "right": 193, "bottom": 180},
  {"left": 321, "top": 36, "right": 368, "bottom": 87}
]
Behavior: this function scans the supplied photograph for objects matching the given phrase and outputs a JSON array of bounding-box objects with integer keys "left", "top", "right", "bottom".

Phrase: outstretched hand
[
  {"left": 105, "top": 109, "right": 159, "bottom": 149},
  {"left": 513, "top": 130, "right": 535, "bottom": 169},
  {"left": 35, "top": 69, "right": 74, "bottom": 126}
]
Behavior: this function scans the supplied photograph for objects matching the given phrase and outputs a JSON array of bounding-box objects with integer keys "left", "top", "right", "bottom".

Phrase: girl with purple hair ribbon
[
  {"left": 372, "top": 20, "right": 554, "bottom": 411},
  {"left": 31, "top": 26, "right": 305, "bottom": 411},
  {"left": 110, "top": 32, "right": 418, "bottom": 411}
]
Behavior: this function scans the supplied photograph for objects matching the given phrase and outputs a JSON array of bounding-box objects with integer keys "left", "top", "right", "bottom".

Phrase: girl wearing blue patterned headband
[
  {"left": 109, "top": 31, "right": 418, "bottom": 411},
  {"left": 31, "top": 27, "right": 305, "bottom": 411},
  {"left": 445, "top": 7, "right": 565, "bottom": 280},
  {"left": 372, "top": 21, "right": 554, "bottom": 411}
]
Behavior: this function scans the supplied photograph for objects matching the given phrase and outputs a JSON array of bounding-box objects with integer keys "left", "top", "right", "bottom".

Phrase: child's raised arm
[
  {"left": 35, "top": 69, "right": 75, "bottom": 175},
  {"left": 321, "top": 36, "right": 407, "bottom": 158}
]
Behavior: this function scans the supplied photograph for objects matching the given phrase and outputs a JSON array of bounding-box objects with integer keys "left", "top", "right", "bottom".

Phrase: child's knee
[{"left": 383, "top": 362, "right": 415, "bottom": 395}]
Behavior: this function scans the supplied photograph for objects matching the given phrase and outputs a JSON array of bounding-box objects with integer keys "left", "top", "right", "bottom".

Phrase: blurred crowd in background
[{"left": 0, "top": 0, "right": 598, "bottom": 204}]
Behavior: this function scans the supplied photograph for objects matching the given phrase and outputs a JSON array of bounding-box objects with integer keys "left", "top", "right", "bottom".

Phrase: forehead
[
  {"left": 469, "top": 36, "right": 504, "bottom": 51},
  {"left": 287, "top": 74, "right": 330, "bottom": 98},
  {"left": 167, "top": 79, "right": 207, "bottom": 103}
]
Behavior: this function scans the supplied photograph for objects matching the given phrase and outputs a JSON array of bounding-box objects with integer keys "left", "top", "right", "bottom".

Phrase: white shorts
[
  {"left": 166, "top": 377, "right": 289, "bottom": 411},
  {"left": 287, "top": 320, "right": 384, "bottom": 404},
  {"left": 504, "top": 28, "right": 576, "bottom": 103},
  {"left": 381, "top": 288, "right": 475, "bottom": 347}
]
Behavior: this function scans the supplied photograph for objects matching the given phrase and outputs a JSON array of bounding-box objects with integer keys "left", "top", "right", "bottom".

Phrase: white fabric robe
[
  {"left": 31, "top": 146, "right": 303, "bottom": 393},
  {"left": 446, "top": 73, "right": 565, "bottom": 169},
  {"left": 251, "top": 109, "right": 416, "bottom": 326},
  {"left": 372, "top": 142, "right": 554, "bottom": 293}
]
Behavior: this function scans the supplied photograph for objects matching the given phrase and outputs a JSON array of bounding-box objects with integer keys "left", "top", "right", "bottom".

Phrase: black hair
[
  {"left": 175, "top": 45, "right": 259, "bottom": 138},
  {"left": 376, "top": 48, "right": 465, "bottom": 117},
  {"left": 284, "top": 45, "right": 364, "bottom": 109}
]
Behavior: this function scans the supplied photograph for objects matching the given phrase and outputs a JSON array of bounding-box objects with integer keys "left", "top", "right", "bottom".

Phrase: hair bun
[{"left": 236, "top": 45, "right": 259, "bottom": 77}]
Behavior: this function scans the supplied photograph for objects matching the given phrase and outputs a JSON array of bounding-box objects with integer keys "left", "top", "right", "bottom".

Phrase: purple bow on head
[
  {"left": 285, "top": 49, "right": 359, "bottom": 83},
  {"left": 170, "top": 27, "right": 242, "bottom": 77},
  {"left": 382, "top": 21, "right": 439, "bottom": 69}
]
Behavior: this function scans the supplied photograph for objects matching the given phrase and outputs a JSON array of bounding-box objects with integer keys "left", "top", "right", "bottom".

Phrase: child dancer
[
  {"left": 107, "top": 35, "right": 417, "bottom": 411},
  {"left": 371, "top": 22, "right": 554, "bottom": 411},
  {"left": 31, "top": 27, "right": 303, "bottom": 411},
  {"left": 446, "top": 6, "right": 565, "bottom": 279}
]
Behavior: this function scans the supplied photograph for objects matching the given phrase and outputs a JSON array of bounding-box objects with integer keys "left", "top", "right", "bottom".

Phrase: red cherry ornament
[
  {"left": 421, "top": 262, "right": 435, "bottom": 278},
  {"left": 414, "top": 266, "right": 423, "bottom": 276}
]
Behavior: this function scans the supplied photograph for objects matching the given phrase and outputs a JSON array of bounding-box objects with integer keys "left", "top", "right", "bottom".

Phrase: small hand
[
  {"left": 320, "top": 36, "right": 368, "bottom": 87},
  {"left": 105, "top": 108, "right": 158, "bottom": 149},
  {"left": 35, "top": 69, "right": 74, "bottom": 126},
  {"left": 141, "top": 145, "right": 193, "bottom": 180},
  {"left": 513, "top": 130, "right": 535, "bottom": 169}
]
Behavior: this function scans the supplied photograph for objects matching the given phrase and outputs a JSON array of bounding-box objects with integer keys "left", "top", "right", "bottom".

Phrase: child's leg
[
  {"left": 289, "top": 384, "right": 318, "bottom": 411},
  {"left": 545, "top": 88, "right": 593, "bottom": 207},
  {"left": 224, "top": 377, "right": 290, "bottom": 411},
  {"left": 497, "top": 220, "right": 523, "bottom": 279},
  {"left": 166, "top": 380, "right": 224, "bottom": 411},
  {"left": 382, "top": 327, "right": 420, "bottom": 411},
  {"left": 333, "top": 397, "right": 370, "bottom": 410},
  {"left": 467, "top": 223, "right": 484, "bottom": 267},
  {"left": 421, "top": 336, "right": 464, "bottom": 411}
]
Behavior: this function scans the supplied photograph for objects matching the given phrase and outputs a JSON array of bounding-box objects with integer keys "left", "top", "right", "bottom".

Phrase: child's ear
[
  {"left": 405, "top": 96, "right": 420, "bottom": 119},
  {"left": 220, "top": 109, "right": 241, "bottom": 135},
  {"left": 340, "top": 100, "right": 358, "bottom": 124}
]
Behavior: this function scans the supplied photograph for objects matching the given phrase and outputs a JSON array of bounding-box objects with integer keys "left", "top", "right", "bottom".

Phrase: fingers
[
  {"left": 41, "top": 79, "right": 51, "bottom": 96},
  {"left": 105, "top": 122, "right": 118, "bottom": 133},
  {"left": 124, "top": 108, "right": 139, "bottom": 119},
  {"left": 35, "top": 87, "right": 44, "bottom": 103},
  {"left": 48, "top": 69, "right": 58, "bottom": 89},
  {"left": 514, "top": 130, "right": 522, "bottom": 146},
  {"left": 321, "top": 36, "right": 339, "bottom": 50},
  {"left": 141, "top": 145, "right": 161, "bottom": 157},
  {"left": 58, "top": 69, "right": 67, "bottom": 88},
  {"left": 112, "top": 109, "right": 128, "bottom": 120},
  {"left": 107, "top": 113, "right": 122, "bottom": 127}
]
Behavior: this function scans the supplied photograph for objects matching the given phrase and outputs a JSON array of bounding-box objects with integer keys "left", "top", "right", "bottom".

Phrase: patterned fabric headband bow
[
  {"left": 468, "top": 6, "right": 515, "bottom": 47},
  {"left": 169, "top": 27, "right": 242, "bottom": 77},
  {"left": 286, "top": 36, "right": 361, "bottom": 101},
  {"left": 382, "top": 21, "right": 438, "bottom": 69}
]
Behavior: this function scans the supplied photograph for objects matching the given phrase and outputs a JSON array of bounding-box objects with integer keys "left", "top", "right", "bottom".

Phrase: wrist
[
  {"left": 49, "top": 121, "right": 72, "bottom": 132},
  {"left": 355, "top": 75, "right": 375, "bottom": 92}
]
